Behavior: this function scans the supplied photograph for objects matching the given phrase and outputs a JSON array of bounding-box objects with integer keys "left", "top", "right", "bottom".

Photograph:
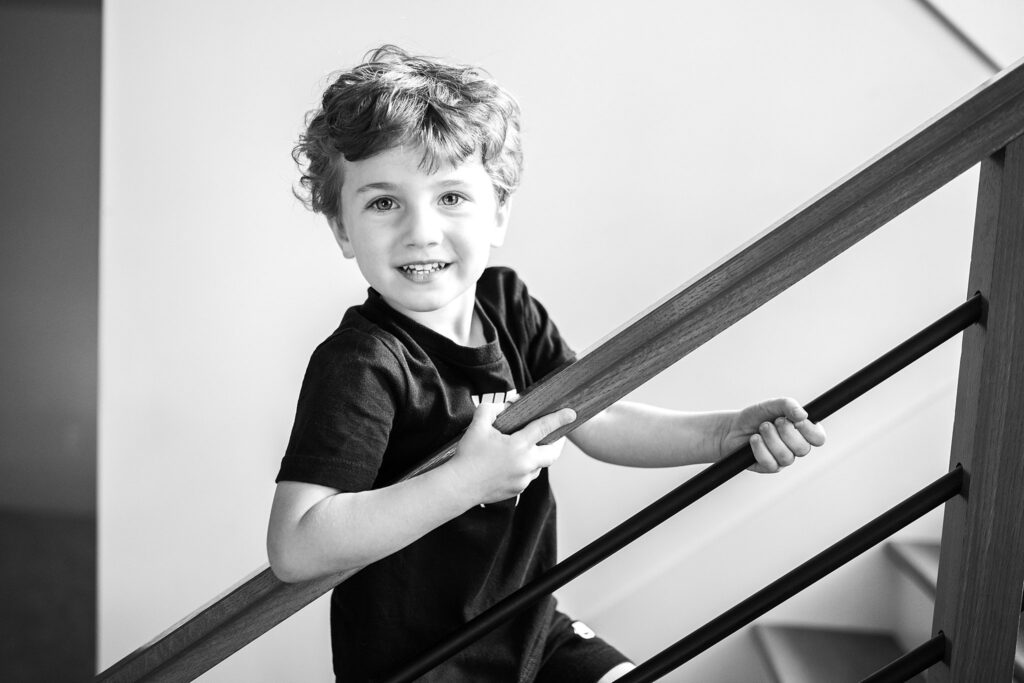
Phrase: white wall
[
  {"left": 929, "top": 0, "right": 1024, "bottom": 68},
  {"left": 100, "top": 1, "right": 1000, "bottom": 680}
]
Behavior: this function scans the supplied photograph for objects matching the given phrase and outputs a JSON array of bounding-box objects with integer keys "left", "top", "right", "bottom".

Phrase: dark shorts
[{"left": 534, "top": 611, "right": 632, "bottom": 683}]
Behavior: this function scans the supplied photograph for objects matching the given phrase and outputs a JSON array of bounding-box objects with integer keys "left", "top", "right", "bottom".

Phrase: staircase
[
  {"left": 96, "top": 56, "right": 1024, "bottom": 683},
  {"left": 754, "top": 623, "right": 924, "bottom": 683},
  {"left": 752, "top": 540, "right": 1024, "bottom": 681}
]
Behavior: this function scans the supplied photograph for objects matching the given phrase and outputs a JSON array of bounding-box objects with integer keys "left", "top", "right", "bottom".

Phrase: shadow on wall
[
  {"left": 0, "top": 0, "right": 101, "bottom": 679},
  {"left": 0, "top": 510, "right": 96, "bottom": 680}
]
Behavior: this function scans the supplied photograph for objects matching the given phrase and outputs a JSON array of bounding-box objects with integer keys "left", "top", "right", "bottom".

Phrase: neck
[{"left": 394, "top": 287, "right": 482, "bottom": 347}]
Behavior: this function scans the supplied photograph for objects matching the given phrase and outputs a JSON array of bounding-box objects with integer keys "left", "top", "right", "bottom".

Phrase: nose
[{"left": 402, "top": 205, "right": 443, "bottom": 248}]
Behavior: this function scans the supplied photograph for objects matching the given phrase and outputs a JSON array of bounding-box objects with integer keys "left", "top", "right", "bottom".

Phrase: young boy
[{"left": 268, "top": 45, "right": 826, "bottom": 683}]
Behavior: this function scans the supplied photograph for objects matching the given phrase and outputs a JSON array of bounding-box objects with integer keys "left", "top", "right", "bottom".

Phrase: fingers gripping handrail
[
  {"left": 99, "top": 54, "right": 1024, "bottom": 681},
  {"left": 382, "top": 296, "right": 982, "bottom": 682}
]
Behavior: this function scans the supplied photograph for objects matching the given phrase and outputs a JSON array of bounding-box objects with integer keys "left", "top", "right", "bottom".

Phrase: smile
[{"left": 398, "top": 261, "right": 450, "bottom": 281}]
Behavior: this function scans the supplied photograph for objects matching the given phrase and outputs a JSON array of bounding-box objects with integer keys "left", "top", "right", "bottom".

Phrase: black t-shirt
[{"left": 277, "top": 267, "right": 576, "bottom": 682}]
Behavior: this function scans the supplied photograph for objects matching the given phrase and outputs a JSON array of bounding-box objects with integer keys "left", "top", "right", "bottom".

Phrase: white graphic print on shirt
[
  {"left": 471, "top": 388, "right": 519, "bottom": 407},
  {"left": 472, "top": 388, "right": 521, "bottom": 509}
]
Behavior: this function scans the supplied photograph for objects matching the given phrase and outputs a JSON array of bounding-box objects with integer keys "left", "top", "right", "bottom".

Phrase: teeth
[{"left": 401, "top": 262, "right": 446, "bottom": 273}]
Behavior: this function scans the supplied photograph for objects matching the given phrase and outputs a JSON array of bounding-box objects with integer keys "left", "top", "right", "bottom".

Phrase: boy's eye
[
  {"left": 369, "top": 197, "right": 396, "bottom": 211},
  {"left": 439, "top": 193, "right": 464, "bottom": 207}
]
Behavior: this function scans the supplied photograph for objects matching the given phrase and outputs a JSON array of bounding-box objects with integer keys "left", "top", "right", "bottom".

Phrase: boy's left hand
[{"left": 723, "top": 397, "right": 826, "bottom": 473}]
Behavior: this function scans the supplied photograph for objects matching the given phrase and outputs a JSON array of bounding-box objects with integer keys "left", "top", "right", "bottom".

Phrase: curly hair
[{"left": 293, "top": 45, "right": 523, "bottom": 220}]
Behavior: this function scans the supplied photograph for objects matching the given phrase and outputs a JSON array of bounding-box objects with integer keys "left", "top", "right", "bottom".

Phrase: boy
[{"left": 268, "top": 45, "right": 826, "bottom": 682}]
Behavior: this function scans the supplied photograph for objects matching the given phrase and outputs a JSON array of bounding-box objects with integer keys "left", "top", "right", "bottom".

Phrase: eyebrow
[
  {"left": 354, "top": 182, "right": 399, "bottom": 195},
  {"left": 353, "top": 179, "right": 472, "bottom": 195}
]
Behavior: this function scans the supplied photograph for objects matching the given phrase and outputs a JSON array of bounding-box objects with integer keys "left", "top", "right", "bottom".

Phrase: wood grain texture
[
  {"left": 887, "top": 542, "right": 1024, "bottom": 680},
  {"left": 929, "top": 134, "right": 1024, "bottom": 681},
  {"left": 97, "top": 59, "right": 1024, "bottom": 682},
  {"left": 97, "top": 566, "right": 357, "bottom": 682}
]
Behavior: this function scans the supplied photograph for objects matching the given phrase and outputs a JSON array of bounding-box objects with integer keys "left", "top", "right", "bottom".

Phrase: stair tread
[
  {"left": 753, "top": 624, "right": 925, "bottom": 683},
  {"left": 886, "top": 540, "right": 939, "bottom": 597}
]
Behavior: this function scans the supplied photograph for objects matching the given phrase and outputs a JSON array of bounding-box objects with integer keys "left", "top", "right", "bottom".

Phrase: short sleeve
[
  {"left": 518, "top": 279, "right": 576, "bottom": 382},
  {"left": 276, "top": 330, "right": 405, "bottom": 492}
]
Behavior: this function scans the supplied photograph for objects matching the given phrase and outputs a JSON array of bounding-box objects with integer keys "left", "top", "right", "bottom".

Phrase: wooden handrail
[
  {"left": 384, "top": 298, "right": 983, "bottom": 682},
  {"left": 97, "top": 57, "right": 1024, "bottom": 682}
]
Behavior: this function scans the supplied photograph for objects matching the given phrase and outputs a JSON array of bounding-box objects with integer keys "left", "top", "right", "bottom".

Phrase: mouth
[{"left": 397, "top": 261, "right": 451, "bottom": 281}]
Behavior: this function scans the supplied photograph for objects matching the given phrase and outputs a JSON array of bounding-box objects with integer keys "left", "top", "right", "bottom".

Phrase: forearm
[
  {"left": 568, "top": 401, "right": 736, "bottom": 467},
  {"left": 268, "top": 464, "right": 473, "bottom": 582},
  {"left": 269, "top": 404, "right": 577, "bottom": 583}
]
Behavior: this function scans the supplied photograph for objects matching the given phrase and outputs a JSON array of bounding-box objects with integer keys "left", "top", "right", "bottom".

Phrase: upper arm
[
  {"left": 270, "top": 480, "right": 340, "bottom": 528},
  {"left": 519, "top": 281, "right": 576, "bottom": 380},
  {"left": 267, "top": 480, "right": 340, "bottom": 577}
]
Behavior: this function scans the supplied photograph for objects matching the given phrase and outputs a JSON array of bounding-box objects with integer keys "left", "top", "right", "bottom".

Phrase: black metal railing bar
[
  {"left": 860, "top": 633, "right": 946, "bottom": 683},
  {"left": 383, "top": 295, "right": 983, "bottom": 682},
  {"left": 617, "top": 468, "right": 964, "bottom": 683}
]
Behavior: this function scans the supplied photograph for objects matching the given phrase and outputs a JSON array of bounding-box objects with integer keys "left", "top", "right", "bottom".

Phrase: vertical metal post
[{"left": 930, "top": 134, "right": 1024, "bottom": 680}]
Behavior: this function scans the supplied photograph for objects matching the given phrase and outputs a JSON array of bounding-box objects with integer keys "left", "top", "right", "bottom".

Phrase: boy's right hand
[{"left": 448, "top": 402, "right": 577, "bottom": 506}]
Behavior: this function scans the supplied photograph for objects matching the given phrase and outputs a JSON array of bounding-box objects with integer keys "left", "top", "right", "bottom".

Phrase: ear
[
  {"left": 328, "top": 217, "right": 356, "bottom": 259},
  {"left": 490, "top": 198, "right": 511, "bottom": 248}
]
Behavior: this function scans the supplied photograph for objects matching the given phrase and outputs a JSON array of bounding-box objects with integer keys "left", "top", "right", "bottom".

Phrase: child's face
[{"left": 334, "top": 145, "right": 509, "bottom": 329}]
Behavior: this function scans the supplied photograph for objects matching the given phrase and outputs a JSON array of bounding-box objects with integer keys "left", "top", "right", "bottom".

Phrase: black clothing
[
  {"left": 278, "top": 267, "right": 579, "bottom": 682},
  {"left": 535, "top": 613, "right": 632, "bottom": 683}
]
